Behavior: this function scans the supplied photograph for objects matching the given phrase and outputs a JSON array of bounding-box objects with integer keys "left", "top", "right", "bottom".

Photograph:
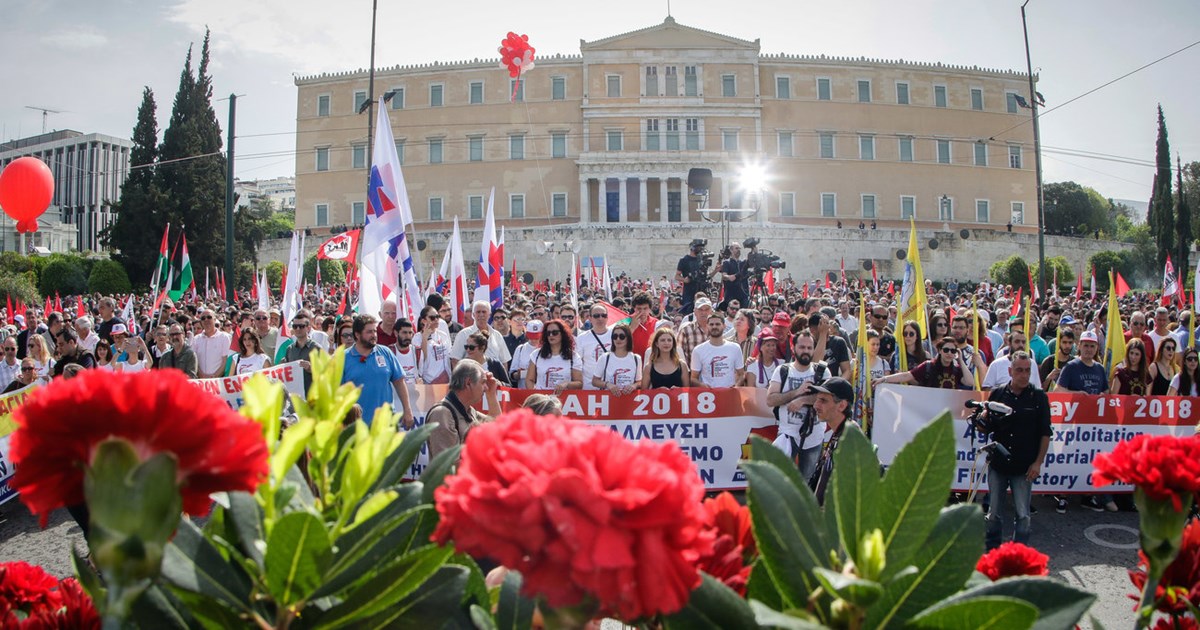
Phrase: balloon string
[
  {"left": 511, "top": 65, "right": 522, "bottom": 103},
  {"left": 522, "top": 84, "right": 551, "bottom": 229}
]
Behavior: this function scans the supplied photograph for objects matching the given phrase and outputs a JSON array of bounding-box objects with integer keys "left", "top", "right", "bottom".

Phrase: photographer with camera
[
  {"left": 675, "top": 239, "right": 717, "bottom": 315},
  {"left": 974, "top": 351, "right": 1051, "bottom": 550},
  {"left": 720, "top": 242, "right": 749, "bottom": 308}
]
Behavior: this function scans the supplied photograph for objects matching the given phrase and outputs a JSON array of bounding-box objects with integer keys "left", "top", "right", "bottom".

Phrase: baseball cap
[
  {"left": 695, "top": 297, "right": 713, "bottom": 310},
  {"left": 525, "top": 320, "right": 543, "bottom": 336},
  {"left": 772, "top": 312, "right": 792, "bottom": 326},
  {"left": 1079, "top": 330, "right": 1099, "bottom": 344},
  {"left": 811, "top": 377, "right": 854, "bottom": 403},
  {"left": 111, "top": 323, "right": 128, "bottom": 336},
  {"left": 1059, "top": 315, "right": 1077, "bottom": 325},
  {"left": 757, "top": 329, "right": 778, "bottom": 342}
]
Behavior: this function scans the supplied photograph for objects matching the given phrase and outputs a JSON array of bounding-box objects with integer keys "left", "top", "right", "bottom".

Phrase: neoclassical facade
[{"left": 294, "top": 18, "right": 1037, "bottom": 235}]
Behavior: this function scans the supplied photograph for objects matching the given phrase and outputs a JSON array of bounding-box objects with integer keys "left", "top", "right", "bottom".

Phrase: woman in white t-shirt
[
  {"left": 1168, "top": 348, "right": 1200, "bottom": 396},
  {"left": 231, "top": 329, "right": 271, "bottom": 375},
  {"left": 527, "top": 319, "right": 582, "bottom": 394},
  {"left": 94, "top": 340, "right": 117, "bottom": 372},
  {"left": 414, "top": 306, "right": 451, "bottom": 384},
  {"left": 742, "top": 330, "right": 784, "bottom": 388},
  {"left": 592, "top": 324, "right": 641, "bottom": 395},
  {"left": 113, "top": 326, "right": 152, "bottom": 373}
]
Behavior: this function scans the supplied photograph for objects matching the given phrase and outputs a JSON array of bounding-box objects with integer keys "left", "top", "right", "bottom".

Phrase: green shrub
[
  {"left": 37, "top": 259, "right": 88, "bottom": 296},
  {"left": 265, "top": 260, "right": 285, "bottom": 291},
  {"left": 87, "top": 259, "right": 133, "bottom": 294},
  {"left": 0, "top": 273, "right": 40, "bottom": 306},
  {"left": 304, "top": 256, "right": 346, "bottom": 286},
  {"left": 988, "top": 254, "right": 1029, "bottom": 289},
  {"left": 1029, "top": 256, "right": 1074, "bottom": 294}
]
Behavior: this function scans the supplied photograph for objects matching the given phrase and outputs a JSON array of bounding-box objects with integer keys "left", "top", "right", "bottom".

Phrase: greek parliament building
[
  {"left": 0, "top": 130, "right": 131, "bottom": 253},
  {"left": 293, "top": 18, "right": 1044, "bottom": 278}
]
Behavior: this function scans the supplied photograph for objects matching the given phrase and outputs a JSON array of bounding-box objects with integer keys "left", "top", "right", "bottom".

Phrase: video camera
[
  {"left": 741, "top": 237, "right": 786, "bottom": 280},
  {"left": 686, "top": 239, "right": 715, "bottom": 287},
  {"left": 964, "top": 400, "right": 1014, "bottom": 462}
]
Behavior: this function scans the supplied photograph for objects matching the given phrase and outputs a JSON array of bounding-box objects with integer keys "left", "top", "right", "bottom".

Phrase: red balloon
[{"left": 0, "top": 156, "right": 54, "bottom": 233}]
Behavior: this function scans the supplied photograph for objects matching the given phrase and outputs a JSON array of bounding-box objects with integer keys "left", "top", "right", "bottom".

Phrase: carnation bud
[
  {"left": 857, "top": 529, "right": 886, "bottom": 582},
  {"left": 1136, "top": 488, "right": 1192, "bottom": 569}
]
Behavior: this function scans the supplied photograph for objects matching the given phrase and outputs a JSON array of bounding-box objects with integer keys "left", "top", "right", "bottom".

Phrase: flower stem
[{"left": 1135, "top": 562, "right": 1164, "bottom": 630}]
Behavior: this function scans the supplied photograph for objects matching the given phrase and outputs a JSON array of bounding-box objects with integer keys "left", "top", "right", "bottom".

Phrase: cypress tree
[
  {"left": 1149, "top": 105, "right": 1174, "bottom": 271},
  {"left": 103, "top": 87, "right": 168, "bottom": 285},
  {"left": 1179, "top": 155, "right": 1192, "bottom": 281}
]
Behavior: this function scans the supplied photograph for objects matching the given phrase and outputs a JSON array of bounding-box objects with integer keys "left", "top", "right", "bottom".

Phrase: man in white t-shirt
[
  {"left": 393, "top": 318, "right": 419, "bottom": 383},
  {"left": 1148, "top": 307, "right": 1171, "bottom": 353},
  {"left": 450, "top": 301, "right": 512, "bottom": 369},
  {"left": 690, "top": 314, "right": 744, "bottom": 388},
  {"left": 193, "top": 308, "right": 232, "bottom": 378},
  {"left": 765, "top": 331, "right": 827, "bottom": 480},
  {"left": 576, "top": 304, "right": 613, "bottom": 390}
]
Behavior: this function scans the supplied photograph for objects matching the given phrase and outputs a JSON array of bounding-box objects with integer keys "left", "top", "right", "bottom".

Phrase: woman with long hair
[
  {"left": 862, "top": 328, "right": 892, "bottom": 382},
  {"left": 336, "top": 320, "right": 355, "bottom": 351},
  {"left": 415, "top": 305, "right": 452, "bottom": 385},
  {"left": 593, "top": 324, "right": 640, "bottom": 395},
  {"left": 726, "top": 308, "right": 757, "bottom": 365},
  {"left": 742, "top": 330, "right": 784, "bottom": 388},
  {"left": 1168, "top": 347, "right": 1200, "bottom": 396},
  {"left": 26, "top": 335, "right": 53, "bottom": 382},
  {"left": 94, "top": 340, "right": 116, "bottom": 372},
  {"left": 1149, "top": 338, "right": 1180, "bottom": 396},
  {"left": 465, "top": 331, "right": 512, "bottom": 387},
  {"left": 231, "top": 329, "right": 271, "bottom": 375},
  {"left": 890, "top": 320, "right": 929, "bottom": 373},
  {"left": 113, "top": 326, "right": 152, "bottom": 373},
  {"left": 641, "top": 328, "right": 691, "bottom": 389},
  {"left": 927, "top": 314, "right": 950, "bottom": 355},
  {"left": 1110, "top": 338, "right": 1152, "bottom": 395},
  {"left": 526, "top": 319, "right": 582, "bottom": 394}
]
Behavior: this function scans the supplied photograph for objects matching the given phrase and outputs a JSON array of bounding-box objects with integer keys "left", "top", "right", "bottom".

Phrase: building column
[
  {"left": 721, "top": 176, "right": 732, "bottom": 209},
  {"left": 579, "top": 179, "right": 590, "bottom": 226},
  {"left": 637, "top": 177, "right": 647, "bottom": 224},
  {"left": 659, "top": 177, "right": 669, "bottom": 224},
  {"left": 617, "top": 176, "right": 628, "bottom": 223}
]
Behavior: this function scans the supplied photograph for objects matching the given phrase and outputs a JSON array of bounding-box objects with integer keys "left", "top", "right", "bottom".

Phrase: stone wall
[{"left": 257, "top": 224, "right": 1136, "bottom": 284}]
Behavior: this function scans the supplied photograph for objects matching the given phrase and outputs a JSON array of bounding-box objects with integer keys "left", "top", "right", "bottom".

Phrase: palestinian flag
[
  {"left": 168, "top": 234, "right": 194, "bottom": 302},
  {"left": 150, "top": 224, "right": 170, "bottom": 295}
]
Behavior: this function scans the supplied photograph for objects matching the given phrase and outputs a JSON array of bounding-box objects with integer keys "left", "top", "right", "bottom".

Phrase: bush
[
  {"left": 1088, "top": 250, "right": 1136, "bottom": 291},
  {"left": 265, "top": 260, "right": 285, "bottom": 291},
  {"left": 37, "top": 259, "right": 88, "bottom": 297},
  {"left": 1030, "top": 256, "right": 1074, "bottom": 293},
  {"left": 988, "top": 254, "right": 1029, "bottom": 289},
  {"left": 87, "top": 259, "right": 133, "bottom": 295},
  {"left": 304, "top": 256, "right": 346, "bottom": 286},
  {"left": 0, "top": 273, "right": 39, "bottom": 307}
]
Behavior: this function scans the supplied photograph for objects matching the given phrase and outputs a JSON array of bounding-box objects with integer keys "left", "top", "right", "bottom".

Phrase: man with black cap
[{"left": 808, "top": 377, "right": 857, "bottom": 505}]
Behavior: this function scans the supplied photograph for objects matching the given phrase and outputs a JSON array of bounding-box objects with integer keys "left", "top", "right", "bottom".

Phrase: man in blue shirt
[
  {"left": 342, "top": 314, "right": 415, "bottom": 428},
  {"left": 1055, "top": 330, "right": 1107, "bottom": 395}
]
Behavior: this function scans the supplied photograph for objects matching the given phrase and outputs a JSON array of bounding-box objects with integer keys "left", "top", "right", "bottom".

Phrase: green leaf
[
  {"left": 742, "top": 460, "right": 831, "bottom": 610},
  {"left": 864, "top": 504, "right": 983, "bottom": 630},
  {"left": 906, "top": 596, "right": 1038, "bottom": 630},
  {"left": 449, "top": 553, "right": 492, "bottom": 611},
  {"left": 357, "top": 565, "right": 473, "bottom": 629},
  {"left": 283, "top": 465, "right": 315, "bottom": 508},
  {"left": 931, "top": 577, "right": 1097, "bottom": 630},
  {"left": 129, "top": 584, "right": 205, "bottom": 630},
  {"left": 662, "top": 574, "right": 759, "bottom": 630},
  {"left": 314, "top": 502, "right": 435, "bottom": 599},
  {"left": 878, "top": 412, "right": 956, "bottom": 578},
  {"left": 349, "top": 489, "right": 398, "bottom": 530},
  {"left": 750, "top": 435, "right": 811, "bottom": 490},
  {"left": 71, "top": 545, "right": 104, "bottom": 603},
  {"left": 314, "top": 547, "right": 458, "bottom": 629},
  {"left": 471, "top": 604, "right": 499, "bottom": 630},
  {"left": 421, "top": 443, "right": 462, "bottom": 503},
  {"left": 745, "top": 562, "right": 784, "bottom": 611},
  {"left": 161, "top": 518, "right": 257, "bottom": 615},
  {"left": 264, "top": 511, "right": 331, "bottom": 607},
  {"left": 226, "top": 491, "right": 266, "bottom": 568},
  {"left": 496, "top": 569, "right": 535, "bottom": 630},
  {"left": 370, "top": 422, "right": 438, "bottom": 493},
  {"left": 748, "top": 600, "right": 826, "bottom": 629},
  {"left": 812, "top": 567, "right": 883, "bottom": 608},
  {"left": 831, "top": 422, "right": 881, "bottom": 566}
]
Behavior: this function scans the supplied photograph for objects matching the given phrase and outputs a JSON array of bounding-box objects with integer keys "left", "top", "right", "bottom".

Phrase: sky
[{"left": 2, "top": 0, "right": 1197, "bottom": 204}]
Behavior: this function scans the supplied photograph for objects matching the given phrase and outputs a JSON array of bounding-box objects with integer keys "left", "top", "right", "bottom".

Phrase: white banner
[
  {"left": 190, "top": 361, "right": 306, "bottom": 410},
  {"left": 0, "top": 385, "right": 37, "bottom": 506}
]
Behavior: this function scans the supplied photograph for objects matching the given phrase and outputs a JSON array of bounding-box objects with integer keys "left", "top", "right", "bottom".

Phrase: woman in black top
[
  {"left": 1149, "top": 338, "right": 1179, "bottom": 396},
  {"left": 465, "top": 332, "right": 512, "bottom": 387},
  {"left": 641, "top": 328, "right": 690, "bottom": 389}
]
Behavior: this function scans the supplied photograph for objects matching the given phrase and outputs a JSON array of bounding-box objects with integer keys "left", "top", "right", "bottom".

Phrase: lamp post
[{"left": 1021, "top": 0, "right": 1047, "bottom": 298}]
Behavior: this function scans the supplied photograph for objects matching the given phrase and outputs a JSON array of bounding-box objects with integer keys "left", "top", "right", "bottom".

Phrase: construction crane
[{"left": 24, "top": 106, "right": 66, "bottom": 134}]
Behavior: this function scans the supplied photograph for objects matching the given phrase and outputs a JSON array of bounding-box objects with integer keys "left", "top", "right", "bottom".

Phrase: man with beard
[
  {"left": 808, "top": 312, "right": 851, "bottom": 378},
  {"left": 690, "top": 314, "right": 744, "bottom": 388},
  {"left": 675, "top": 240, "right": 713, "bottom": 315},
  {"left": 983, "top": 330, "right": 1042, "bottom": 390},
  {"left": 766, "top": 331, "right": 829, "bottom": 480},
  {"left": 719, "top": 243, "right": 749, "bottom": 309},
  {"left": 341, "top": 314, "right": 415, "bottom": 429},
  {"left": 950, "top": 315, "right": 990, "bottom": 384},
  {"left": 866, "top": 304, "right": 896, "bottom": 361},
  {"left": 392, "top": 318, "right": 419, "bottom": 384},
  {"left": 252, "top": 308, "right": 280, "bottom": 362},
  {"left": 52, "top": 328, "right": 95, "bottom": 377},
  {"left": 95, "top": 297, "right": 125, "bottom": 345},
  {"left": 450, "top": 301, "right": 512, "bottom": 370}
]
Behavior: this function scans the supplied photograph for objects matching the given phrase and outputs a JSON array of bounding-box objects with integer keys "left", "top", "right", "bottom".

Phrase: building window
[
  {"left": 780, "top": 192, "right": 795, "bottom": 217},
  {"left": 552, "top": 193, "right": 568, "bottom": 217},
  {"left": 900, "top": 195, "right": 916, "bottom": 219},
  {"left": 469, "top": 136, "right": 483, "bottom": 162},
  {"left": 645, "top": 119, "right": 660, "bottom": 150},
  {"left": 819, "top": 132, "right": 835, "bottom": 159},
  {"left": 509, "top": 135, "right": 524, "bottom": 160},
  {"left": 1009, "top": 145, "right": 1023, "bottom": 168},
  {"left": 976, "top": 199, "right": 990, "bottom": 223},
  {"left": 429, "top": 197, "right": 443, "bottom": 221},
  {"left": 430, "top": 84, "right": 444, "bottom": 107},
  {"left": 859, "top": 135, "right": 875, "bottom": 160},
  {"left": 315, "top": 147, "right": 329, "bottom": 172},
  {"left": 665, "top": 119, "right": 680, "bottom": 150},
  {"left": 665, "top": 66, "right": 678, "bottom": 96},
  {"left": 776, "top": 76, "right": 790, "bottom": 99},
  {"left": 351, "top": 143, "right": 366, "bottom": 169},
  {"left": 857, "top": 79, "right": 871, "bottom": 103},
  {"left": 607, "top": 75, "right": 621, "bottom": 97},
  {"left": 468, "top": 195, "right": 483, "bottom": 220},
  {"left": 862, "top": 194, "right": 877, "bottom": 218},
  {"left": 1011, "top": 201, "right": 1025, "bottom": 224},
  {"left": 974, "top": 141, "right": 988, "bottom": 166},
  {"left": 510, "top": 194, "right": 525, "bottom": 218},
  {"left": 684, "top": 66, "right": 698, "bottom": 96},
  {"left": 939, "top": 197, "right": 954, "bottom": 221},
  {"left": 551, "top": 76, "right": 566, "bottom": 100},
  {"left": 722, "top": 130, "right": 738, "bottom": 152},
  {"left": 817, "top": 77, "right": 831, "bottom": 101},
  {"left": 778, "top": 132, "right": 793, "bottom": 157},
  {"left": 1006, "top": 91, "right": 1019, "bottom": 113},
  {"left": 551, "top": 132, "right": 566, "bottom": 158},
  {"left": 429, "top": 139, "right": 443, "bottom": 164},
  {"left": 685, "top": 118, "right": 700, "bottom": 150},
  {"left": 821, "top": 193, "right": 837, "bottom": 217},
  {"left": 722, "top": 74, "right": 736, "bottom": 97},
  {"left": 390, "top": 87, "right": 405, "bottom": 109},
  {"left": 936, "top": 139, "right": 951, "bottom": 164},
  {"left": 934, "top": 84, "right": 947, "bottom": 108},
  {"left": 395, "top": 140, "right": 405, "bottom": 165},
  {"left": 971, "top": 88, "right": 984, "bottom": 111},
  {"left": 469, "top": 81, "right": 484, "bottom": 104},
  {"left": 646, "top": 66, "right": 659, "bottom": 96},
  {"left": 352, "top": 201, "right": 366, "bottom": 224},
  {"left": 353, "top": 90, "right": 367, "bottom": 113},
  {"left": 317, "top": 94, "right": 330, "bottom": 117},
  {"left": 315, "top": 204, "right": 329, "bottom": 226},
  {"left": 896, "top": 82, "right": 909, "bottom": 105},
  {"left": 607, "top": 130, "right": 623, "bottom": 151},
  {"left": 510, "top": 79, "right": 524, "bottom": 102},
  {"left": 899, "top": 137, "right": 914, "bottom": 162}
]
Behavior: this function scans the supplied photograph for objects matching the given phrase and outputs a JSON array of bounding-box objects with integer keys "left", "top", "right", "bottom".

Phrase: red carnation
[
  {"left": 1154, "top": 616, "right": 1200, "bottom": 630},
  {"left": 1094, "top": 434, "right": 1200, "bottom": 511},
  {"left": 0, "top": 561, "right": 62, "bottom": 613},
  {"left": 432, "top": 409, "right": 713, "bottom": 620},
  {"left": 1131, "top": 520, "right": 1200, "bottom": 614},
  {"left": 975, "top": 542, "right": 1050, "bottom": 581},
  {"left": 694, "top": 492, "right": 756, "bottom": 595},
  {"left": 10, "top": 370, "right": 269, "bottom": 525},
  {"left": 703, "top": 491, "right": 755, "bottom": 559}
]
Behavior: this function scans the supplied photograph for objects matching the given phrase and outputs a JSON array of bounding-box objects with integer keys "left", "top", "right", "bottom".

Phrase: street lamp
[
  {"left": 534, "top": 240, "right": 582, "bottom": 289},
  {"left": 1021, "top": 0, "right": 1047, "bottom": 297}
]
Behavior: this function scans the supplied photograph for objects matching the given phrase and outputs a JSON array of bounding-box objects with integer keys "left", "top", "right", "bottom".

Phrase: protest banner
[
  {"left": 872, "top": 384, "right": 1197, "bottom": 494},
  {"left": 190, "top": 361, "right": 306, "bottom": 410},
  {"left": 0, "top": 384, "right": 37, "bottom": 506}
]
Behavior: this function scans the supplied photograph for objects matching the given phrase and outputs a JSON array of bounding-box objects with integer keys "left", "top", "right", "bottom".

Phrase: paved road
[{"left": 0, "top": 494, "right": 1143, "bottom": 628}]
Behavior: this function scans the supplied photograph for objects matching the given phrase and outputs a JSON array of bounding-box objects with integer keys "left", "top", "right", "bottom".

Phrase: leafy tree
[
  {"left": 1030, "top": 256, "right": 1074, "bottom": 292},
  {"left": 0, "top": 273, "right": 39, "bottom": 306},
  {"left": 1177, "top": 156, "right": 1192, "bottom": 277},
  {"left": 232, "top": 197, "right": 294, "bottom": 268},
  {"left": 103, "top": 86, "right": 169, "bottom": 287},
  {"left": 1043, "top": 181, "right": 1113, "bottom": 237},
  {"left": 265, "top": 260, "right": 285, "bottom": 290},
  {"left": 1184, "top": 160, "right": 1200, "bottom": 242},
  {"left": 1088, "top": 250, "right": 1140, "bottom": 291},
  {"left": 988, "top": 254, "right": 1029, "bottom": 289},
  {"left": 304, "top": 256, "right": 346, "bottom": 286},
  {"left": 38, "top": 259, "right": 88, "bottom": 296},
  {"left": 87, "top": 259, "right": 133, "bottom": 294},
  {"left": 1147, "top": 105, "right": 1174, "bottom": 270}
]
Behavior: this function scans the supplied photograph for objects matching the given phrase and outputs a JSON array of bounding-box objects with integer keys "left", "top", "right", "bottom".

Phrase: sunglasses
[
  {"left": 464, "top": 345, "right": 478, "bottom": 351},
  {"left": 293, "top": 322, "right": 309, "bottom": 328},
  {"left": 340, "top": 331, "right": 354, "bottom": 338},
  {"left": 940, "top": 348, "right": 957, "bottom": 354},
  {"left": 255, "top": 316, "right": 268, "bottom": 320},
  {"left": 201, "top": 315, "right": 214, "bottom": 320},
  {"left": 20, "top": 367, "right": 35, "bottom": 372},
  {"left": 592, "top": 313, "right": 607, "bottom": 318},
  {"left": 562, "top": 314, "right": 576, "bottom": 320},
  {"left": 611, "top": 334, "right": 628, "bottom": 340},
  {"left": 872, "top": 314, "right": 887, "bottom": 319},
  {"left": 903, "top": 331, "right": 916, "bottom": 338},
  {"left": 545, "top": 330, "right": 562, "bottom": 336}
]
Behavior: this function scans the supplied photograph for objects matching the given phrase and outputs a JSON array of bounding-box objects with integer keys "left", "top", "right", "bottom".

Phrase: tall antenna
[
  {"left": 667, "top": 0, "right": 672, "bottom": 17},
  {"left": 24, "top": 106, "right": 66, "bottom": 134}
]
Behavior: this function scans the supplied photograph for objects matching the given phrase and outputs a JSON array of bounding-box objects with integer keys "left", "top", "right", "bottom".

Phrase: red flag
[
  {"left": 151, "top": 286, "right": 169, "bottom": 314},
  {"left": 824, "top": 275, "right": 831, "bottom": 290},
  {"left": 16, "top": 300, "right": 26, "bottom": 327},
  {"left": 230, "top": 323, "right": 241, "bottom": 352},
  {"left": 840, "top": 257, "right": 846, "bottom": 286},
  {"left": 5, "top": 295, "right": 11, "bottom": 322},
  {"left": 887, "top": 281, "right": 895, "bottom": 296},
  {"left": 54, "top": 293, "right": 62, "bottom": 314},
  {"left": 1027, "top": 268, "right": 1038, "bottom": 301},
  {"left": 336, "top": 287, "right": 348, "bottom": 316},
  {"left": 871, "top": 263, "right": 879, "bottom": 291},
  {"left": 251, "top": 272, "right": 259, "bottom": 300},
  {"left": 43, "top": 296, "right": 51, "bottom": 316},
  {"left": 316, "top": 229, "right": 360, "bottom": 262},
  {"left": 802, "top": 282, "right": 809, "bottom": 300},
  {"left": 1115, "top": 271, "right": 1131, "bottom": 297},
  {"left": 76, "top": 296, "right": 85, "bottom": 319},
  {"left": 1010, "top": 288, "right": 1022, "bottom": 317},
  {"left": 765, "top": 268, "right": 776, "bottom": 294},
  {"left": 1075, "top": 271, "right": 1083, "bottom": 299}
]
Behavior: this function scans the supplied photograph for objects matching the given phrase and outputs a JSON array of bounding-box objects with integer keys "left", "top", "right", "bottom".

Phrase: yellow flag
[
  {"left": 1104, "top": 271, "right": 1125, "bottom": 377},
  {"left": 899, "top": 218, "right": 928, "bottom": 348},
  {"left": 972, "top": 294, "right": 981, "bottom": 391},
  {"left": 1023, "top": 296, "right": 1031, "bottom": 355}
]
